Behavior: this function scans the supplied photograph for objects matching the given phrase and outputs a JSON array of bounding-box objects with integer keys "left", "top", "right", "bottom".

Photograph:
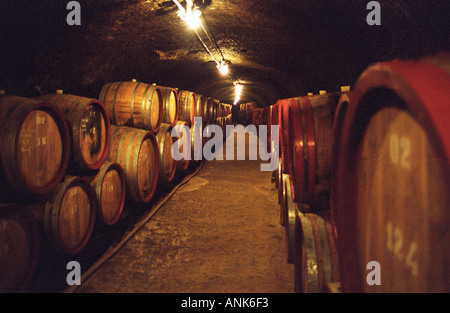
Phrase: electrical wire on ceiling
[
  {"left": 173, "top": 1, "right": 228, "bottom": 74},
  {"left": 172, "top": 0, "right": 242, "bottom": 104}
]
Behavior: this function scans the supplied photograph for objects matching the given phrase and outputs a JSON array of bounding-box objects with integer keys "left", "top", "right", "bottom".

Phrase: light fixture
[
  {"left": 173, "top": 0, "right": 202, "bottom": 29},
  {"left": 172, "top": 0, "right": 240, "bottom": 105},
  {"left": 233, "top": 81, "right": 243, "bottom": 105},
  {"left": 217, "top": 60, "right": 229, "bottom": 76},
  {"left": 181, "top": 8, "right": 202, "bottom": 29}
]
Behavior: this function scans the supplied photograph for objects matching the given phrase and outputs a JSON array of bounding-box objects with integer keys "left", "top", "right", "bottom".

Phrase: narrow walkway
[{"left": 76, "top": 133, "right": 294, "bottom": 293}]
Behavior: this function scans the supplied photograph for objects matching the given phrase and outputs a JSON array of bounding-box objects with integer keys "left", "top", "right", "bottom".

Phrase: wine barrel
[
  {"left": 271, "top": 102, "right": 279, "bottom": 128},
  {"left": 252, "top": 108, "right": 264, "bottom": 126},
  {"left": 238, "top": 103, "right": 245, "bottom": 124},
  {"left": 246, "top": 102, "right": 256, "bottom": 111},
  {"left": 262, "top": 106, "right": 270, "bottom": 126},
  {"left": 279, "top": 173, "right": 289, "bottom": 227},
  {"left": 332, "top": 54, "right": 450, "bottom": 292},
  {"left": 221, "top": 114, "right": 233, "bottom": 141},
  {"left": 216, "top": 115, "right": 229, "bottom": 141},
  {"left": 108, "top": 125, "right": 159, "bottom": 203},
  {"left": 178, "top": 90, "right": 197, "bottom": 126},
  {"left": 288, "top": 93, "right": 340, "bottom": 210},
  {"left": 0, "top": 96, "right": 70, "bottom": 196},
  {"left": 284, "top": 174, "right": 296, "bottom": 264},
  {"left": 37, "top": 94, "right": 111, "bottom": 173},
  {"left": 0, "top": 204, "right": 40, "bottom": 292},
  {"left": 156, "top": 123, "right": 177, "bottom": 184},
  {"left": 44, "top": 176, "right": 96, "bottom": 255},
  {"left": 88, "top": 162, "right": 126, "bottom": 226},
  {"left": 212, "top": 99, "right": 220, "bottom": 121},
  {"left": 278, "top": 99, "right": 291, "bottom": 174},
  {"left": 203, "top": 97, "right": 213, "bottom": 124},
  {"left": 190, "top": 118, "right": 204, "bottom": 162},
  {"left": 330, "top": 92, "right": 350, "bottom": 241},
  {"left": 215, "top": 117, "right": 223, "bottom": 134},
  {"left": 294, "top": 206, "right": 340, "bottom": 293},
  {"left": 195, "top": 94, "right": 205, "bottom": 120},
  {"left": 98, "top": 81, "right": 163, "bottom": 133},
  {"left": 271, "top": 103, "right": 279, "bottom": 155},
  {"left": 158, "top": 86, "right": 178, "bottom": 127},
  {"left": 266, "top": 106, "right": 272, "bottom": 148},
  {"left": 225, "top": 103, "right": 231, "bottom": 117},
  {"left": 277, "top": 157, "right": 282, "bottom": 205},
  {"left": 217, "top": 102, "right": 224, "bottom": 118},
  {"left": 173, "top": 121, "right": 190, "bottom": 171}
]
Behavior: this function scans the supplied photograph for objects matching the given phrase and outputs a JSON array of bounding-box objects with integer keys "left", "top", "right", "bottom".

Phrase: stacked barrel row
[
  {"left": 98, "top": 81, "right": 232, "bottom": 189},
  {"left": 270, "top": 88, "right": 344, "bottom": 293},
  {"left": 0, "top": 93, "right": 120, "bottom": 292},
  {"left": 238, "top": 102, "right": 257, "bottom": 125},
  {"left": 0, "top": 80, "right": 230, "bottom": 292},
  {"left": 269, "top": 53, "right": 450, "bottom": 293}
]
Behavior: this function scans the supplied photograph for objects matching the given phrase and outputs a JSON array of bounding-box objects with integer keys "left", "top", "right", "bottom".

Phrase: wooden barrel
[
  {"left": 271, "top": 102, "right": 279, "bottom": 129},
  {"left": 224, "top": 103, "right": 231, "bottom": 117},
  {"left": 178, "top": 90, "right": 197, "bottom": 126},
  {"left": 156, "top": 123, "right": 177, "bottom": 184},
  {"left": 217, "top": 102, "right": 224, "bottom": 118},
  {"left": 288, "top": 93, "right": 340, "bottom": 210},
  {"left": 284, "top": 174, "right": 296, "bottom": 264},
  {"left": 294, "top": 206, "right": 340, "bottom": 293},
  {"left": 271, "top": 102, "right": 279, "bottom": 155},
  {"left": 173, "top": 121, "right": 190, "bottom": 171},
  {"left": 277, "top": 157, "right": 283, "bottom": 205},
  {"left": 220, "top": 114, "right": 233, "bottom": 141},
  {"left": 203, "top": 97, "right": 213, "bottom": 124},
  {"left": 208, "top": 99, "right": 215, "bottom": 122},
  {"left": 195, "top": 94, "right": 205, "bottom": 120},
  {"left": 210, "top": 99, "right": 216, "bottom": 122},
  {"left": 44, "top": 176, "right": 96, "bottom": 255},
  {"left": 0, "top": 204, "right": 40, "bottom": 292},
  {"left": 332, "top": 54, "right": 450, "bottom": 292},
  {"left": 88, "top": 162, "right": 126, "bottom": 226},
  {"left": 98, "top": 81, "right": 163, "bottom": 133},
  {"left": 279, "top": 173, "right": 289, "bottom": 227},
  {"left": 252, "top": 108, "right": 264, "bottom": 126},
  {"left": 37, "top": 94, "right": 111, "bottom": 173},
  {"left": 266, "top": 106, "right": 272, "bottom": 148},
  {"left": 212, "top": 99, "right": 220, "bottom": 121},
  {"left": 330, "top": 92, "right": 350, "bottom": 241},
  {"left": 238, "top": 103, "right": 245, "bottom": 124},
  {"left": 190, "top": 118, "right": 204, "bottom": 162},
  {"left": 215, "top": 116, "right": 228, "bottom": 141},
  {"left": 108, "top": 125, "right": 159, "bottom": 203},
  {"left": 158, "top": 86, "right": 178, "bottom": 127},
  {"left": 262, "top": 106, "right": 270, "bottom": 125},
  {"left": 0, "top": 96, "right": 70, "bottom": 196},
  {"left": 278, "top": 99, "right": 291, "bottom": 174}
]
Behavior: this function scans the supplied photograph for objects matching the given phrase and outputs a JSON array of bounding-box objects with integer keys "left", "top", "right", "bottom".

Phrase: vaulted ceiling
[{"left": 1, "top": 0, "right": 448, "bottom": 107}]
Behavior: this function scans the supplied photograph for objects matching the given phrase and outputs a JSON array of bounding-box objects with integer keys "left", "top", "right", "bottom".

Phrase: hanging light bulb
[
  {"left": 233, "top": 81, "right": 243, "bottom": 105},
  {"left": 217, "top": 60, "right": 229, "bottom": 76},
  {"left": 174, "top": 0, "right": 202, "bottom": 30},
  {"left": 184, "top": 8, "right": 202, "bottom": 29}
]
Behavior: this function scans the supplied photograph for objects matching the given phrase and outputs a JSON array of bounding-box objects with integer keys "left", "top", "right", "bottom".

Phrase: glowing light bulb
[
  {"left": 178, "top": 7, "right": 202, "bottom": 29},
  {"left": 233, "top": 82, "right": 243, "bottom": 105},
  {"left": 217, "top": 61, "right": 229, "bottom": 76}
]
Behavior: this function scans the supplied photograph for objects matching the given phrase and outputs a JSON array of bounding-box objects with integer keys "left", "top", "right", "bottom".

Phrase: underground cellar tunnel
[{"left": 0, "top": 0, "right": 449, "bottom": 294}]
